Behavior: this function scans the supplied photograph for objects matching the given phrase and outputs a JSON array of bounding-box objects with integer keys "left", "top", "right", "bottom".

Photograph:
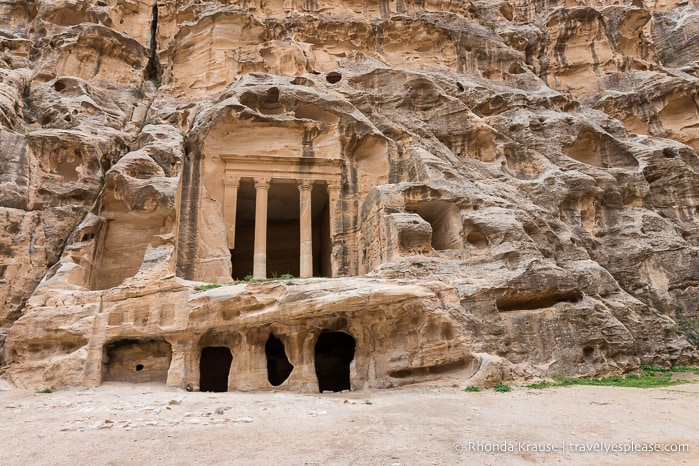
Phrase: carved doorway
[
  {"left": 314, "top": 331, "right": 355, "bottom": 392},
  {"left": 199, "top": 346, "right": 232, "bottom": 392}
]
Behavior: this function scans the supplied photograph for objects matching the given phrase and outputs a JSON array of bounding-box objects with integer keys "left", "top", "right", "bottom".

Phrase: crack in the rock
[{"left": 144, "top": 1, "right": 162, "bottom": 82}]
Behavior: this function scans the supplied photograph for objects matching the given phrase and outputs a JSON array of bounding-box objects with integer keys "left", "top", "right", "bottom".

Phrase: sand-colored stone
[{"left": 0, "top": 0, "right": 698, "bottom": 393}]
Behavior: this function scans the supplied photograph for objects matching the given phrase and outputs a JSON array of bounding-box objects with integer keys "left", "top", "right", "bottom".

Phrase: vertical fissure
[
  {"left": 176, "top": 143, "right": 201, "bottom": 280},
  {"left": 144, "top": 1, "right": 162, "bottom": 82}
]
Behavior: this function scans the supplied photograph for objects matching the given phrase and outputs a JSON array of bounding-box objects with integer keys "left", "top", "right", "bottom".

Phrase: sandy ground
[{"left": 0, "top": 382, "right": 697, "bottom": 466}]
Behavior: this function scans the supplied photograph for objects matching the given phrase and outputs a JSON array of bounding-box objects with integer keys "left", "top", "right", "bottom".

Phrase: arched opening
[
  {"left": 314, "top": 331, "right": 355, "bottom": 393},
  {"left": 103, "top": 338, "right": 171, "bottom": 384},
  {"left": 265, "top": 334, "right": 294, "bottom": 386},
  {"left": 199, "top": 346, "right": 232, "bottom": 392}
]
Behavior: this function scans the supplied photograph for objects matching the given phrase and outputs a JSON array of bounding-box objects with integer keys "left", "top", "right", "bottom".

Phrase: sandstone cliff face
[{"left": 0, "top": 0, "right": 697, "bottom": 392}]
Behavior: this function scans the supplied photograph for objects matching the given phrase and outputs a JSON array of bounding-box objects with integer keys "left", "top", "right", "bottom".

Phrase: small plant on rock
[
  {"left": 658, "top": 49, "right": 676, "bottom": 64},
  {"left": 198, "top": 283, "right": 222, "bottom": 291},
  {"left": 13, "top": 126, "right": 29, "bottom": 136},
  {"left": 676, "top": 313, "right": 699, "bottom": 347},
  {"left": 130, "top": 84, "right": 146, "bottom": 99}
]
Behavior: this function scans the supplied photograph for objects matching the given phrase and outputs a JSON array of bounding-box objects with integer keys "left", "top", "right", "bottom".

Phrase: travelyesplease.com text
[{"left": 454, "top": 440, "right": 690, "bottom": 455}]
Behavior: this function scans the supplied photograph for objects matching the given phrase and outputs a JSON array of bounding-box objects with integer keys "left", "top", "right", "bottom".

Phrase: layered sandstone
[{"left": 0, "top": 0, "right": 698, "bottom": 392}]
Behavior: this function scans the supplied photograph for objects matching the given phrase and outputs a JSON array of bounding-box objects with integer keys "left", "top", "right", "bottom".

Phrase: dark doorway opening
[
  {"left": 314, "top": 331, "right": 355, "bottom": 392},
  {"left": 312, "top": 184, "right": 332, "bottom": 277},
  {"left": 231, "top": 180, "right": 257, "bottom": 280},
  {"left": 266, "top": 182, "right": 301, "bottom": 277},
  {"left": 200, "top": 346, "right": 232, "bottom": 392},
  {"left": 265, "top": 334, "right": 294, "bottom": 386}
]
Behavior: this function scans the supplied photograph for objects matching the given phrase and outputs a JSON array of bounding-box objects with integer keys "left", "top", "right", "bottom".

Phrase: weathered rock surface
[{"left": 0, "top": 0, "right": 698, "bottom": 392}]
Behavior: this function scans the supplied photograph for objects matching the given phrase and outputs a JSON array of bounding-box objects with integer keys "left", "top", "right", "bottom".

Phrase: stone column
[
  {"left": 253, "top": 177, "right": 270, "bottom": 279},
  {"left": 298, "top": 180, "right": 313, "bottom": 278},
  {"left": 223, "top": 174, "right": 239, "bottom": 249},
  {"left": 166, "top": 339, "right": 188, "bottom": 388},
  {"left": 327, "top": 182, "right": 342, "bottom": 277}
]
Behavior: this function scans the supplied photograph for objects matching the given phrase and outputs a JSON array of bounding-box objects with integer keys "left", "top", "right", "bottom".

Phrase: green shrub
[
  {"left": 641, "top": 365, "right": 666, "bottom": 375},
  {"left": 35, "top": 388, "right": 53, "bottom": 393},
  {"left": 493, "top": 383, "right": 512, "bottom": 393},
  {"left": 528, "top": 367, "right": 699, "bottom": 390},
  {"left": 671, "top": 366, "right": 699, "bottom": 374},
  {"left": 464, "top": 385, "right": 481, "bottom": 392}
]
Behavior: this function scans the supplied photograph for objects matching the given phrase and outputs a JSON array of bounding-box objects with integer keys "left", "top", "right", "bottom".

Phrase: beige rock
[{"left": 0, "top": 0, "right": 698, "bottom": 393}]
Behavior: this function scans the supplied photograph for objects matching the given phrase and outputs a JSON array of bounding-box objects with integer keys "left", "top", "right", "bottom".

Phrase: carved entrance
[
  {"left": 199, "top": 346, "right": 232, "bottom": 392},
  {"left": 314, "top": 331, "right": 355, "bottom": 392},
  {"left": 222, "top": 155, "right": 341, "bottom": 279}
]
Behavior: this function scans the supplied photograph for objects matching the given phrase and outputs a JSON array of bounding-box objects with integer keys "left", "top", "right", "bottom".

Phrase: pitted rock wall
[{"left": 0, "top": 0, "right": 698, "bottom": 390}]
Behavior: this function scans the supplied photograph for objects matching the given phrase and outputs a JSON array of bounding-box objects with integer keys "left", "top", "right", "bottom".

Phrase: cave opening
[
  {"left": 406, "top": 201, "right": 462, "bottom": 250},
  {"left": 265, "top": 334, "right": 294, "bottom": 386},
  {"left": 199, "top": 346, "right": 232, "bottom": 392},
  {"left": 326, "top": 72, "right": 342, "bottom": 84},
  {"left": 103, "top": 338, "right": 171, "bottom": 384},
  {"left": 314, "top": 331, "right": 355, "bottom": 393}
]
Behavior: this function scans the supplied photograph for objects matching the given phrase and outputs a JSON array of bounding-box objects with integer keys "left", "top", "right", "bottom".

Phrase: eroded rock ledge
[{"left": 0, "top": 0, "right": 698, "bottom": 392}]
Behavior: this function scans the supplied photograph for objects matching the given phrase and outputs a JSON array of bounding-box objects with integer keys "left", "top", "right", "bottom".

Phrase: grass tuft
[
  {"left": 527, "top": 366, "right": 699, "bottom": 390},
  {"left": 240, "top": 274, "right": 298, "bottom": 283},
  {"left": 198, "top": 283, "right": 223, "bottom": 291}
]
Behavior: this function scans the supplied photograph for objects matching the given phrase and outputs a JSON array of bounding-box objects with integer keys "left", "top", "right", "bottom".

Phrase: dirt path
[{"left": 1, "top": 382, "right": 697, "bottom": 465}]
